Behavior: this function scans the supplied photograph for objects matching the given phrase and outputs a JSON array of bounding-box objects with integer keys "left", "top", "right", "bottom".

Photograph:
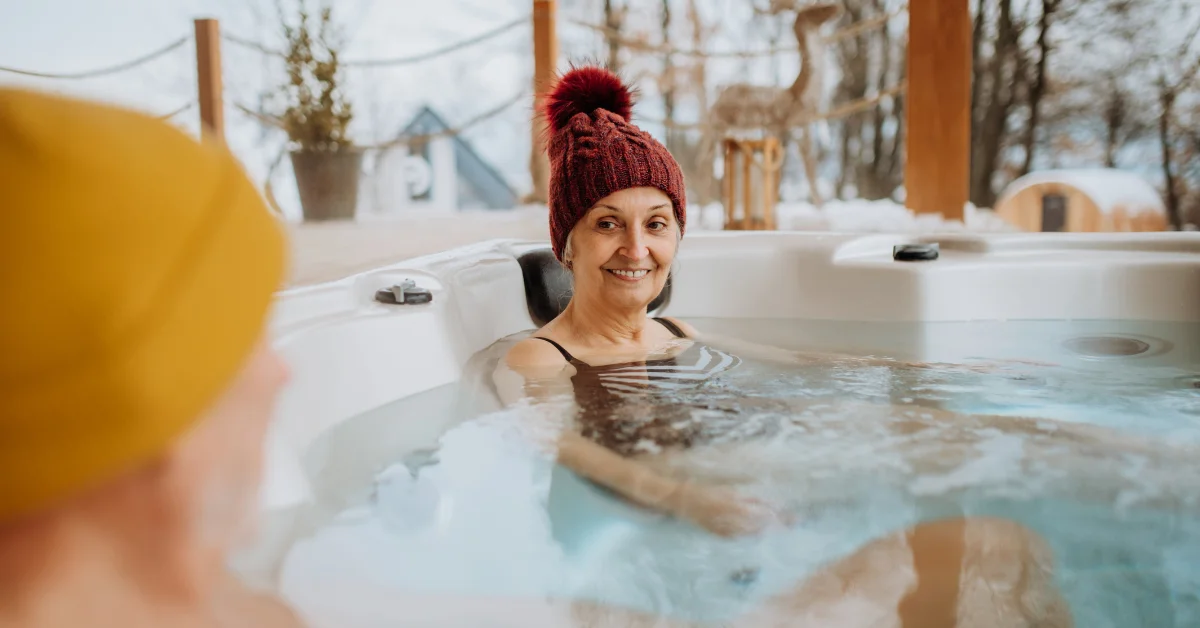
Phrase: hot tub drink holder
[
  {"left": 374, "top": 279, "right": 433, "bottom": 305},
  {"left": 893, "top": 242, "right": 939, "bottom": 262}
]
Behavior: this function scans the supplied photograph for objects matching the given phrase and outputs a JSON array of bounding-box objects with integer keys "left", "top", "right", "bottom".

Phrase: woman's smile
[{"left": 606, "top": 268, "right": 653, "bottom": 282}]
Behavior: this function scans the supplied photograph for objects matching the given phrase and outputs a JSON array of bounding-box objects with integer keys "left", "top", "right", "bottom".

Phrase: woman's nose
[{"left": 620, "top": 229, "right": 649, "bottom": 261}]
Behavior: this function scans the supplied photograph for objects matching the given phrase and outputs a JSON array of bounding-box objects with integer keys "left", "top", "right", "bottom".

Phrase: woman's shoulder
[
  {"left": 505, "top": 335, "right": 571, "bottom": 369},
  {"left": 657, "top": 316, "right": 700, "bottom": 339}
]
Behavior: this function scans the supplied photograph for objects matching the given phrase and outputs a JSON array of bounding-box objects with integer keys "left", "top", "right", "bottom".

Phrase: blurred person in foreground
[{"left": 0, "top": 87, "right": 299, "bottom": 628}]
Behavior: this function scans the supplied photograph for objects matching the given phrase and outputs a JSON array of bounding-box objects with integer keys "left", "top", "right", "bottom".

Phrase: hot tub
[{"left": 240, "top": 231, "right": 1200, "bottom": 627}]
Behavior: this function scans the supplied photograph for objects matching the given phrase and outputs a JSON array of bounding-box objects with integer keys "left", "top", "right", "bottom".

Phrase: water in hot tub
[{"left": 279, "top": 318, "right": 1200, "bottom": 626}]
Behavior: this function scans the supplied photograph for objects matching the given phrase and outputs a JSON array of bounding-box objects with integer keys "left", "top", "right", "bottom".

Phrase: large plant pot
[{"left": 290, "top": 148, "right": 364, "bottom": 221}]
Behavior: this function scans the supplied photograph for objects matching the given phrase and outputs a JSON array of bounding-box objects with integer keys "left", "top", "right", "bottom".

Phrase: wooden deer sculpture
[{"left": 699, "top": 1, "right": 841, "bottom": 208}]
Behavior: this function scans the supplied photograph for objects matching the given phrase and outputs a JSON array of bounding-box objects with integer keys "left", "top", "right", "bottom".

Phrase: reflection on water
[{"left": 282, "top": 319, "right": 1200, "bottom": 627}]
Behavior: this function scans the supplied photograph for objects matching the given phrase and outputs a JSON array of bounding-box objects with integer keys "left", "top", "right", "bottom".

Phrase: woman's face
[{"left": 566, "top": 186, "right": 679, "bottom": 312}]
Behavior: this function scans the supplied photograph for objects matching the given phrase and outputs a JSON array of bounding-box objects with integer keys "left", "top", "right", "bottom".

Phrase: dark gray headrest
[{"left": 516, "top": 248, "right": 672, "bottom": 327}]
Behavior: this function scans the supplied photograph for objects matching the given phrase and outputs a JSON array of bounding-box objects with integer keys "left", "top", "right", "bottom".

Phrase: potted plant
[{"left": 275, "top": 3, "right": 359, "bottom": 221}]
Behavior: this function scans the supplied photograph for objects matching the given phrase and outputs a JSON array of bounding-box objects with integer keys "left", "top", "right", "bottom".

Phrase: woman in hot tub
[{"left": 490, "top": 66, "right": 1083, "bottom": 626}]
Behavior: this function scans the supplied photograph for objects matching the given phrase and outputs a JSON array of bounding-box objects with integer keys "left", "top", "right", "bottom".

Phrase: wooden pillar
[
  {"left": 194, "top": 18, "right": 225, "bottom": 140},
  {"left": 530, "top": 0, "right": 558, "bottom": 204},
  {"left": 904, "top": 0, "right": 971, "bottom": 220}
]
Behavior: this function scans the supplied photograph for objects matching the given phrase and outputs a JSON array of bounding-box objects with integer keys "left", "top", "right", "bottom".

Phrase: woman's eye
[
  {"left": 648, "top": 221, "right": 667, "bottom": 231},
  {"left": 597, "top": 220, "right": 617, "bottom": 230}
]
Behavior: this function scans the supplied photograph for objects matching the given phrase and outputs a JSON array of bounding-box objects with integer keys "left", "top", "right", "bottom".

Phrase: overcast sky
[
  {"left": 7, "top": 0, "right": 1192, "bottom": 217},
  {"left": 0, "top": 0, "right": 554, "bottom": 218},
  {"left": 0, "top": 0, "right": 856, "bottom": 217}
]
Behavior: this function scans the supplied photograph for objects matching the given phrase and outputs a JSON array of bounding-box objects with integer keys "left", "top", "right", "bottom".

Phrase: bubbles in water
[
  {"left": 373, "top": 466, "right": 441, "bottom": 534},
  {"left": 293, "top": 320, "right": 1200, "bottom": 625}
]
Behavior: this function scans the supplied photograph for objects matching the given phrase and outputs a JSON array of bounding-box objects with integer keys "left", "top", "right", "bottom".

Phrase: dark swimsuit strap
[
  {"left": 532, "top": 317, "right": 688, "bottom": 364},
  {"left": 653, "top": 317, "right": 687, "bottom": 339},
  {"left": 532, "top": 336, "right": 577, "bottom": 362}
]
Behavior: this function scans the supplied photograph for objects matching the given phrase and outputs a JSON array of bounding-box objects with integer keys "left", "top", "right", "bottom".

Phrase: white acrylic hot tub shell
[{"left": 245, "top": 231, "right": 1200, "bottom": 593}]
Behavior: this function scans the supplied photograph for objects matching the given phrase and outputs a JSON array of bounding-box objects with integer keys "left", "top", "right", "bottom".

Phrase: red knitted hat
[{"left": 542, "top": 66, "right": 686, "bottom": 261}]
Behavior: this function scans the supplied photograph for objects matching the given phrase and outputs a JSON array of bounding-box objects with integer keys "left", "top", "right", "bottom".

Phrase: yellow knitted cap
[{"left": 0, "top": 88, "right": 287, "bottom": 522}]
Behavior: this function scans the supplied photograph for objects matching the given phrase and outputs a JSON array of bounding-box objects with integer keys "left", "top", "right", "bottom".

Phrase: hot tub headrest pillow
[{"left": 517, "top": 248, "right": 671, "bottom": 327}]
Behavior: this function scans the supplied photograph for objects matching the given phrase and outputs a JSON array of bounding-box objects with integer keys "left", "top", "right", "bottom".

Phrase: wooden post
[
  {"left": 762, "top": 137, "right": 781, "bottom": 230},
  {"left": 724, "top": 139, "right": 737, "bottom": 228},
  {"left": 194, "top": 18, "right": 225, "bottom": 140},
  {"left": 904, "top": 0, "right": 971, "bottom": 221},
  {"left": 530, "top": 0, "right": 559, "bottom": 204},
  {"left": 742, "top": 143, "right": 753, "bottom": 227}
]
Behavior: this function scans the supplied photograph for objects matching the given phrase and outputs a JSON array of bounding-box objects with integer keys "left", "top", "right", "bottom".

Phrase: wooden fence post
[
  {"left": 904, "top": 0, "right": 971, "bottom": 220},
  {"left": 530, "top": 0, "right": 558, "bottom": 204},
  {"left": 194, "top": 18, "right": 225, "bottom": 140}
]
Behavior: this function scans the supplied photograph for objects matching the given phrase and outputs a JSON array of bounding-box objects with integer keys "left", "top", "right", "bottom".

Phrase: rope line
[
  {"left": 793, "top": 82, "right": 906, "bottom": 125},
  {"left": 235, "top": 91, "right": 526, "bottom": 149},
  {"left": 155, "top": 100, "right": 196, "bottom": 120},
  {"left": 233, "top": 102, "right": 286, "bottom": 129},
  {"left": 0, "top": 36, "right": 190, "bottom": 79},
  {"left": 827, "top": 8, "right": 905, "bottom": 43},
  {"left": 360, "top": 90, "right": 527, "bottom": 149},
  {"left": 223, "top": 15, "right": 528, "bottom": 67},
  {"left": 257, "top": 90, "right": 525, "bottom": 215},
  {"left": 566, "top": 19, "right": 780, "bottom": 58},
  {"left": 566, "top": 6, "right": 904, "bottom": 59},
  {"left": 344, "top": 16, "right": 527, "bottom": 67},
  {"left": 222, "top": 33, "right": 283, "bottom": 58},
  {"left": 644, "top": 82, "right": 906, "bottom": 130}
]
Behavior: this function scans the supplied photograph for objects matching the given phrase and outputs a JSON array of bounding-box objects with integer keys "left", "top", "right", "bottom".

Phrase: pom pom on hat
[{"left": 543, "top": 66, "right": 634, "bottom": 133}]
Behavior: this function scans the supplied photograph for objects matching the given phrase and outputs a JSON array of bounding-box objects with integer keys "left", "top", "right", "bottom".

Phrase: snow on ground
[
  {"left": 691, "top": 199, "right": 1018, "bottom": 233},
  {"left": 288, "top": 200, "right": 1018, "bottom": 286}
]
